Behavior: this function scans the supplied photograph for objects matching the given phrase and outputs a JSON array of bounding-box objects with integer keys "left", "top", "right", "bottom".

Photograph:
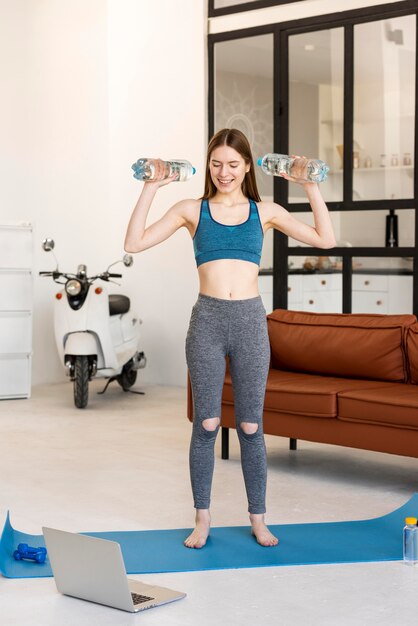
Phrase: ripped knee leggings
[{"left": 185, "top": 293, "right": 271, "bottom": 514}]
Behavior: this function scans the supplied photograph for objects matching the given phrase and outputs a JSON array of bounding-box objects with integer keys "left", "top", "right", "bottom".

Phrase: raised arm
[
  {"left": 124, "top": 163, "right": 189, "bottom": 253},
  {"left": 263, "top": 177, "right": 337, "bottom": 249}
]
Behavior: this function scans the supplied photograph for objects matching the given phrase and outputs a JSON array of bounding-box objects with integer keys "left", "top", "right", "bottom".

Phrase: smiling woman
[{"left": 124, "top": 127, "right": 335, "bottom": 551}]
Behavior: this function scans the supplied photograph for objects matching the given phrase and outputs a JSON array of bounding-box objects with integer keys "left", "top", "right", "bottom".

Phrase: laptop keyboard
[{"left": 131, "top": 592, "right": 155, "bottom": 605}]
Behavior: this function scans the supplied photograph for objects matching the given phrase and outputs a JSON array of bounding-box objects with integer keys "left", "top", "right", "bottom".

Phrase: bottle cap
[
  {"left": 257, "top": 158, "right": 262, "bottom": 166},
  {"left": 405, "top": 517, "right": 417, "bottom": 525},
  {"left": 192, "top": 167, "right": 196, "bottom": 175}
]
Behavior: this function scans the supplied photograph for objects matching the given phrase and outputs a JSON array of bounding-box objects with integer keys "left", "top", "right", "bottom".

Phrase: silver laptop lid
[{"left": 42, "top": 527, "right": 135, "bottom": 612}]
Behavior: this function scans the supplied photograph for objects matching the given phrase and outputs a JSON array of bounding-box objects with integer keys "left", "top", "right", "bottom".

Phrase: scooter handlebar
[
  {"left": 40, "top": 271, "right": 123, "bottom": 281},
  {"left": 39, "top": 271, "right": 63, "bottom": 278},
  {"left": 96, "top": 272, "right": 123, "bottom": 281}
]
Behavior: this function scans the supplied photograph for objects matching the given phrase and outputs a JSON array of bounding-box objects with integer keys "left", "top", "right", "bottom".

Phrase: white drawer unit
[
  {"left": 352, "top": 274, "right": 389, "bottom": 292},
  {"left": 388, "top": 275, "right": 413, "bottom": 314},
  {"left": 302, "top": 273, "right": 342, "bottom": 292},
  {"left": 352, "top": 290, "right": 388, "bottom": 314},
  {"left": 0, "top": 223, "right": 33, "bottom": 399},
  {"left": 259, "top": 271, "right": 412, "bottom": 315},
  {"left": 291, "top": 273, "right": 342, "bottom": 313},
  {"left": 258, "top": 274, "right": 273, "bottom": 313},
  {"left": 0, "top": 271, "right": 33, "bottom": 310},
  {"left": 302, "top": 289, "right": 342, "bottom": 313},
  {"left": 0, "top": 312, "right": 32, "bottom": 353},
  {"left": 259, "top": 272, "right": 343, "bottom": 314},
  {"left": 258, "top": 274, "right": 303, "bottom": 313},
  {"left": 0, "top": 355, "right": 31, "bottom": 398},
  {"left": 0, "top": 223, "right": 32, "bottom": 269},
  {"left": 288, "top": 274, "right": 303, "bottom": 309},
  {"left": 352, "top": 273, "right": 413, "bottom": 315}
]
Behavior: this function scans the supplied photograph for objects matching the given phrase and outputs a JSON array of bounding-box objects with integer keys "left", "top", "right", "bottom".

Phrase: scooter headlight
[{"left": 65, "top": 279, "right": 82, "bottom": 297}]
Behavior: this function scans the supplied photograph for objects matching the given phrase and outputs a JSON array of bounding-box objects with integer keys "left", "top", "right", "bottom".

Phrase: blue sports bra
[{"left": 193, "top": 198, "right": 264, "bottom": 268}]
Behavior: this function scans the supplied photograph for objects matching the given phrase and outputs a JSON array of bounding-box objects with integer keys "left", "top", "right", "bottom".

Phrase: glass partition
[
  {"left": 353, "top": 15, "right": 416, "bottom": 200},
  {"left": 214, "top": 34, "right": 274, "bottom": 269},
  {"left": 212, "top": 6, "right": 417, "bottom": 316},
  {"left": 287, "top": 209, "right": 415, "bottom": 249},
  {"left": 288, "top": 28, "right": 344, "bottom": 203},
  {"left": 338, "top": 208, "right": 415, "bottom": 248},
  {"left": 214, "top": 34, "right": 274, "bottom": 198}
]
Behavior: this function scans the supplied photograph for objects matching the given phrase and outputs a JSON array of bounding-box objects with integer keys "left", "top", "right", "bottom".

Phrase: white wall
[
  {"left": 106, "top": 0, "right": 206, "bottom": 388},
  {"left": 0, "top": 0, "right": 206, "bottom": 388},
  {"left": 0, "top": 0, "right": 411, "bottom": 388},
  {"left": 0, "top": 0, "right": 111, "bottom": 385}
]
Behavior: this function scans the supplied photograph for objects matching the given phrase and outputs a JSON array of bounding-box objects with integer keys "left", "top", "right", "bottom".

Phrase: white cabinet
[
  {"left": 260, "top": 271, "right": 412, "bottom": 315},
  {"left": 258, "top": 273, "right": 343, "bottom": 314},
  {"left": 388, "top": 275, "right": 413, "bottom": 314},
  {"left": 352, "top": 273, "right": 413, "bottom": 314},
  {"left": 258, "top": 275, "right": 273, "bottom": 313},
  {"left": 299, "top": 273, "right": 342, "bottom": 313},
  {"left": 0, "top": 223, "right": 33, "bottom": 399},
  {"left": 352, "top": 274, "right": 388, "bottom": 313},
  {"left": 288, "top": 274, "right": 303, "bottom": 310},
  {"left": 288, "top": 273, "right": 342, "bottom": 313}
]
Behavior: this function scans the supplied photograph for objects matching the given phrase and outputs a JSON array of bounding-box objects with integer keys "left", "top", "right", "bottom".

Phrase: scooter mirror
[
  {"left": 42, "top": 238, "right": 55, "bottom": 252},
  {"left": 123, "top": 254, "right": 134, "bottom": 267}
]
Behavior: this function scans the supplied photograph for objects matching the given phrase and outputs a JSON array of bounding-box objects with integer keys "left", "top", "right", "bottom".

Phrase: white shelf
[
  {"left": 329, "top": 166, "right": 413, "bottom": 174},
  {"left": 0, "top": 223, "right": 33, "bottom": 399},
  {"left": 321, "top": 116, "right": 414, "bottom": 124}
]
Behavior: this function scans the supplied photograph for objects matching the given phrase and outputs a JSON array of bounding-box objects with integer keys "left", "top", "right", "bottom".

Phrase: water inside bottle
[
  {"left": 132, "top": 158, "right": 155, "bottom": 180},
  {"left": 170, "top": 160, "right": 194, "bottom": 182},
  {"left": 258, "top": 153, "right": 329, "bottom": 183},
  {"left": 132, "top": 158, "right": 195, "bottom": 182},
  {"left": 307, "top": 159, "right": 329, "bottom": 183}
]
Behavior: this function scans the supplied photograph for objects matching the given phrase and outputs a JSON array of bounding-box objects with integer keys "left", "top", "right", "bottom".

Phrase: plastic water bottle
[
  {"left": 403, "top": 517, "right": 418, "bottom": 565},
  {"left": 257, "top": 153, "right": 329, "bottom": 183},
  {"left": 131, "top": 158, "right": 196, "bottom": 182}
]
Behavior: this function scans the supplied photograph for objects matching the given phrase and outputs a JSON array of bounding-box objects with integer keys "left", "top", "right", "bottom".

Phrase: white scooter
[{"left": 39, "top": 238, "right": 146, "bottom": 408}]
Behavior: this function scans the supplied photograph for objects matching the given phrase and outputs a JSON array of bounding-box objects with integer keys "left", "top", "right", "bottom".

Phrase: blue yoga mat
[{"left": 2, "top": 494, "right": 416, "bottom": 579}]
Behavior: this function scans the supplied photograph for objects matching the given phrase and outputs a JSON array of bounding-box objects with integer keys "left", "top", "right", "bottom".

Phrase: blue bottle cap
[
  {"left": 192, "top": 167, "right": 196, "bottom": 175},
  {"left": 257, "top": 158, "right": 262, "bottom": 166}
]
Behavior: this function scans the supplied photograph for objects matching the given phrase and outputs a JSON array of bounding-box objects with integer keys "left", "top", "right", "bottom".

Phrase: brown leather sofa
[{"left": 187, "top": 309, "right": 418, "bottom": 459}]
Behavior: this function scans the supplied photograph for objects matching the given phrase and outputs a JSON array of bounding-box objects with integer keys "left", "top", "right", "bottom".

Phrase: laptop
[{"left": 42, "top": 527, "right": 186, "bottom": 613}]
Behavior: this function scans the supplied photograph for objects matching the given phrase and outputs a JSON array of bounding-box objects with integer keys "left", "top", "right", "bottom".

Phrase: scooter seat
[{"left": 109, "top": 294, "right": 130, "bottom": 316}]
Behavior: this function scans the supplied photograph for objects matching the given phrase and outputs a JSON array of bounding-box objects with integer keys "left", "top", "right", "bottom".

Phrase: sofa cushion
[
  {"left": 338, "top": 384, "right": 418, "bottom": 429},
  {"left": 407, "top": 322, "right": 418, "bottom": 384},
  {"left": 267, "top": 309, "right": 416, "bottom": 383},
  {"left": 222, "top": 368, "right": 398, "bottom": 419}
]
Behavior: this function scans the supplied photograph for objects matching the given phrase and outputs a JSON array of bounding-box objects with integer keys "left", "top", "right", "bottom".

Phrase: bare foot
[
  {"left": 250, "top": 513, "right": 279, "bottom": 547},
  {"left": 184, "top": 509, "right": 211, "bottom": 549}
]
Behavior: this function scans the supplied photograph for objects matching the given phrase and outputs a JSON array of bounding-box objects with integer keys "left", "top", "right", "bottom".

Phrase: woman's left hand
[{"left": 279, "top": 155, "right": 316, "bottom": 187}]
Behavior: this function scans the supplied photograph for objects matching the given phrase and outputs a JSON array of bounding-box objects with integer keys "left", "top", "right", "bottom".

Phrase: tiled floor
[{"left": 1, "top": 381, "right": 418, "bottom": 625}]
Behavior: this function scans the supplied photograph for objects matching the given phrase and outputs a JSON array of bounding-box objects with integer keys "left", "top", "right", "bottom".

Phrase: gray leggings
[{"left": 185, "top": 293, "right": 270, "bottom": 514}]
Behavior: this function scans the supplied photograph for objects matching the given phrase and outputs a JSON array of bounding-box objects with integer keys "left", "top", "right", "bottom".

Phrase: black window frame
[
  {"left": 209, "top": 0, "right": 303, "bottom": 18},
  {"left": 209, "top": 0, "right": 418, "bottom": 315}
]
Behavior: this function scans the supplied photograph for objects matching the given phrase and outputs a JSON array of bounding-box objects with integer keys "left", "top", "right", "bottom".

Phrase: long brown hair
[{"left": 202, "top": 128, "right": 261, "bottom": 202}]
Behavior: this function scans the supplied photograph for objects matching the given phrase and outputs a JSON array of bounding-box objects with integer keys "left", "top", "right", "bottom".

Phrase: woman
[{"left": 124, "top": 128, "right": 336, "bottom": 549}]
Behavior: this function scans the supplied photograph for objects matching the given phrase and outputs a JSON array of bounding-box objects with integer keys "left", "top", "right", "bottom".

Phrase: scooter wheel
[{"left": 74, "top": 356, "right": 89, "bottom": 409}]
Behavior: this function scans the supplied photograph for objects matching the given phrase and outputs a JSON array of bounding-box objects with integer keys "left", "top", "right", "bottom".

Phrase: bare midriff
[{"left": 197, "top": 259, "right": 260, "bottom": 300}]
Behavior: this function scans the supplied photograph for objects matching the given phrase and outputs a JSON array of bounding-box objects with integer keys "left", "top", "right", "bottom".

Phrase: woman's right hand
[{"left": 145, "top": 158, "right": 178, "bottom": 188}]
